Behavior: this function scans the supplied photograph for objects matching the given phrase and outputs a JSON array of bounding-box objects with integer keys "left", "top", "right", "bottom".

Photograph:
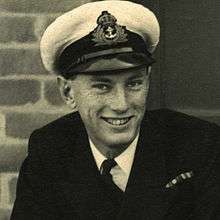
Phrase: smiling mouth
[{"left": 102, "top": 117, "right": 133, "bottom": 126}]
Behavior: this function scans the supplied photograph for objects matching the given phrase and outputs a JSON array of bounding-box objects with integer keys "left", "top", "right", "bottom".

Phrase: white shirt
[{"left": 89, "top": 135, "right": 139, "bottom": 192}]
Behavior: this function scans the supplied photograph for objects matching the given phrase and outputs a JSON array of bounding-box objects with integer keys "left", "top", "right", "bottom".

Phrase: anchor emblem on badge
[
  {"left": 104, "top": 26, "right": 117, "bottom": 40},
  {"left": 91, "top": 11, "right": 128, "bottom": 46}
]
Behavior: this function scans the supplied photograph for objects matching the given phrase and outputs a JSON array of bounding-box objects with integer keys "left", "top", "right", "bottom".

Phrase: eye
[
  {"left": 92, "top": 83, "right": 111, "bottom": 92},
  {"left": 127, "top": 80, "right": 143, "bottom": 90}
]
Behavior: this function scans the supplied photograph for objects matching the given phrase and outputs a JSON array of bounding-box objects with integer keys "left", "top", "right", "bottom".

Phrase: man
[{"left": 11, "top": 1, "right": 220, "bottom": 219}]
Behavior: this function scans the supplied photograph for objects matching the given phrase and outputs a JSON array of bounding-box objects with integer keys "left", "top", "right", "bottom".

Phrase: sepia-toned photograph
[{"left": 0, "top": 0, "right": 219, "bottom": 219}]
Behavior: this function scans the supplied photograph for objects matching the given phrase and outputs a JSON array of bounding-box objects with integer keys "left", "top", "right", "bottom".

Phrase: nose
[{"left": 109, "top": 87, "right": 129, "bottom": 113}]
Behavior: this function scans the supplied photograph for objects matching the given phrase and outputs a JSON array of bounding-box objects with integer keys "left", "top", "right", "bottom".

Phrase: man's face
[{"left": 66, "top": 67, "right": 150, "bottom": 149}]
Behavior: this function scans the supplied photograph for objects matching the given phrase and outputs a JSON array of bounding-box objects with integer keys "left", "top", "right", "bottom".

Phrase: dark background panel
[
  {"left": 162, "top": 1, "right": 220, "bottom": 112},
  {"left": 138, "top": 0, "right": 220, "bottom": 121}
]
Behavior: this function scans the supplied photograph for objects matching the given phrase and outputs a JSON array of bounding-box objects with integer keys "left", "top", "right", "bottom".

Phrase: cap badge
[{"left": 92, "top": 11, "right": 128, "bottom": 46}]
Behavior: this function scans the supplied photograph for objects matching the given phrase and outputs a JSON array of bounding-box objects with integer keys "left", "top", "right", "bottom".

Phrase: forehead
[{"left": 73, "top": 67, "right": 147, "bottom": 82}]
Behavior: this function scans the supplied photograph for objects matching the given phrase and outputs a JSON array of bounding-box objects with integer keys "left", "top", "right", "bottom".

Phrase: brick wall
[{"left": 0, "top": 1, "right": 94, "bottom": 219}]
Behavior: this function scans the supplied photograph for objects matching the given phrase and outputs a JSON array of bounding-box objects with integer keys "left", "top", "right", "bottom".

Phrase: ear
[
  {"left": 148, "top": 66, "right": 152, "bottom": 75},
  {"left": 145, "top": 66, "right": 152, "bottom": 91},
  {"left": 57, "top": 76, "right": 77, "bottom": 110}
]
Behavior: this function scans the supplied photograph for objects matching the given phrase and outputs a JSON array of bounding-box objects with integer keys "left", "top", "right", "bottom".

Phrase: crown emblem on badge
[{"left": 91, "top": 11, "right": 128, "bottom": 46}]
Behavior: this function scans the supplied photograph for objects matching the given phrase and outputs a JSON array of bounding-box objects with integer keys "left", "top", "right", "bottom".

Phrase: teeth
[{"left": 104, "top": 118, "right": 130, "bottom": 126}]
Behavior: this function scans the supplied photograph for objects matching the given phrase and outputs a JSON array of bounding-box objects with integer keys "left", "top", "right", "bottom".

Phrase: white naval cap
[{"left": 40, "top": 0, "right": 160, "bottom": 78}]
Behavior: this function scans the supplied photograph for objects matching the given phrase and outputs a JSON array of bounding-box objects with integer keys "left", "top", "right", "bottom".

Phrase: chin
[{"left": 104, "top": 132, "right": 137, "bottom": 148}]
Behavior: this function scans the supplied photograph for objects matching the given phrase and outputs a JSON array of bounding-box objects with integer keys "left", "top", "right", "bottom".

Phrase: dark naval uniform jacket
[{"left": 11, "top": 109, "right": 220, "bottom": 220}]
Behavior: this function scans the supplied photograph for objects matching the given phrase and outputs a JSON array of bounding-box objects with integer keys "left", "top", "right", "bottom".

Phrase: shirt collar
[{"left": 89, "top": 134, "right": 139, "bottom": 176}]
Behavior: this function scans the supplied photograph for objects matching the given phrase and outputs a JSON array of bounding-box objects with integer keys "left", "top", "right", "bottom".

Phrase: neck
[
  {"left": 89, "top": 133, "right": 139, "bottom": 158},
  {"left": 93, "top": 143, "right": 129, "bottom": 158}
]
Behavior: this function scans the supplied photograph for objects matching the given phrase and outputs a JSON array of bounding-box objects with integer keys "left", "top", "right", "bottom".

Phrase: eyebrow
[
  {"left": 89, "top": 76, "right": 112, "bottom": 83},
  {"left": 89, "top": 71, "right": 145, "bottom": 83},
  {"left": 127, "top": 72, "right": 145, "bottom": 81}
]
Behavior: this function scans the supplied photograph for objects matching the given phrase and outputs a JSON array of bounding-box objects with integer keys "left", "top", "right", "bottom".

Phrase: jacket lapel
[
  {"left": 117, "top": 112, "right": 177, "bottom": 220},
  {"left": 60, "top": 114, "right": 117, "bottom": 219}
]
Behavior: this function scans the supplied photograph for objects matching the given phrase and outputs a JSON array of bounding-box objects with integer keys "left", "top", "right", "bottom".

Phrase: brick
[
  {"left": 0, "top": 79, "right": 40, "bottom": 106},
  {"left": 6, "top": 112, "right": 62, "bottom": 139},
  {"left": 0, "top": 144, "right": 27, "bottom": 172},
  {"left": 8, "top": 176, "right": 17, "bottom": 204},
  {"left": 0, "top": 49, "right": 47, "bottom": 76},
  {"left": 44, "top": 80, "right": 64, "bottom": 106},
  {"left": 0, "top": 173, "right": 18, "bottom": 210},
  {"left": 0, "top": 209, "right": 11, "bottom": 220},
  {"left": 35, "top": 15, "right": 57, "bottom": 40},
  {"left": 0, "top": 16, "right": 37, "bottom": 43},
  {"left": 0, "top": 0, "right": 94, "bottom": 13},
  {"left": 0, "top": 113, "right": 5, "bottom": 138}
]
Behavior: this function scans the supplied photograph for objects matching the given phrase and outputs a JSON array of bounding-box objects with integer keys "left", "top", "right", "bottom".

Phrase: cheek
[
  {"left": 129, "top": 89, "right": 148, "bottom": 107},
  {"left": 74, "top": 91, "right": 104, "bottom": 115},
  {"left": 74, "top": 89, "right": 92, "bottom": 106}
]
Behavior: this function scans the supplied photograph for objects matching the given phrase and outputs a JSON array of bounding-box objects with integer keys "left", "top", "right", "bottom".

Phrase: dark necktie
[
  {"left": 100, "top": 159, "right": 117, "bottom": 176},
  {"left": 100, "top": 159, "right": 124, "bottom": 215},
  {"left": 100, "top": 159, "right": 123, "bottom": 193}
]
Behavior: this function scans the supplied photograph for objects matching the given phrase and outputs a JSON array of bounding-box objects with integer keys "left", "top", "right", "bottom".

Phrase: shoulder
[
  {"left": 148, "top": 108, "right": 219, "bottom": 129},
  {"left": 146, "top": 108, "right": 220, "bottom": 172},
  {"left": 28, "top": 111, "right": 86, "bottom": 153},
  {"left": 147, "top": 108, "right": 220, "bottom": 139},
  {"left": 33, "top": 111, "right": 83, "bottom": 135},
  {"left": 26, "top": 111, "right": 88, "bottom": 176}
]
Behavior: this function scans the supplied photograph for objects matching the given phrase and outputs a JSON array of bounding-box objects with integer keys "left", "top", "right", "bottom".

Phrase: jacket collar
[{"left": 89, "top": 134, "right": 138, "bottom": 177}]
